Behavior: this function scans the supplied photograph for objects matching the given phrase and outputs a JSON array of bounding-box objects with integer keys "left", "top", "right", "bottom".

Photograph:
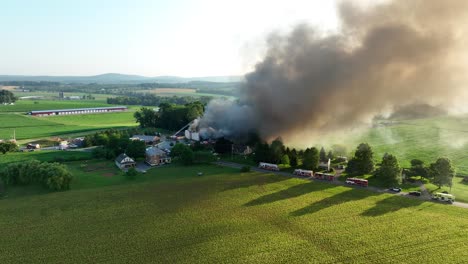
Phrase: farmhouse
[
  {"left": 115, "top": 153, "right": 136, "bottom": 169},
  {"left": 145, "top": 147, "right": 171, "bottom": 166},
  {"left": 28, "top": 106, "right": 127, "bottom": 116},
  {"left": 130, "top": 135, "right": 160, "bottom": 145}
]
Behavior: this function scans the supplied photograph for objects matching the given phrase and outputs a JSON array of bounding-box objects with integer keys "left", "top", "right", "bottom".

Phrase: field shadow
[
  {"left": 290, "top": 188, "right": 381, "bottom": 217},
  {"left": 360, "top": 195, "right": 425, "bottom": 217},
  {"left": 244, "top": 182, "right": 336, "bottom": 207},
  {"left": 223, "top": 173, "right": 290, "bottom": 192}
]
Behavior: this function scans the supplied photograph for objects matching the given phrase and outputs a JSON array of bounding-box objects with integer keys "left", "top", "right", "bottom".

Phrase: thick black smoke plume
[{"left": 197, "top": 0, "right": 468, "bottom": 143}]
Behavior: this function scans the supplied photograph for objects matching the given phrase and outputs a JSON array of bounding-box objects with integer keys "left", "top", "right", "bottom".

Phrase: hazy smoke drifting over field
[{"left": 196, "top": 0, "right": 468, "bottom": 143}]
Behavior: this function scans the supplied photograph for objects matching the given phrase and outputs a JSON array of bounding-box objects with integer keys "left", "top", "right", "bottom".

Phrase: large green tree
[
  {"left": 429, "top": 157, "right": 455, "bottom": 189},
  {"left": 270, "top": 138, "right": 285, "bottom": 164},
  {"left": 126, "top": 140, "right": 146, "bottom": 159},
  {"left": 134, "top": 107, "right": 159, "bottom": 128},
  {"left": 303, "top": 147, "right": 319, "bottom": 170},
  {"left": 346, "top": 143, "right": 375, "bottom": 175},
  {"left": 0, "top": 90, "right": 18, "bottom": 104},
  {"left": 374, "top": 154, "right": 402, "bottom": 186},
  {"left": 171, "top": 143, "right": 194, "bottom": 166},
  {"left": 281, "top": 154, "right": 290, "bottom": 165},
  {"left": 289, "top": 149, "right": 298, "bottom": 167},
  {"left": 319, "top": 147, "right": 327, "bottom": 162},
  {"left": 408, "top": 159, "right": 429, "bottom": 178}
]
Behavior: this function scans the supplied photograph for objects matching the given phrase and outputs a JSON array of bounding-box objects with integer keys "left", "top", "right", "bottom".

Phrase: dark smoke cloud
[{"left": 197, "top": 0, "right": 468, "bottom": 143}]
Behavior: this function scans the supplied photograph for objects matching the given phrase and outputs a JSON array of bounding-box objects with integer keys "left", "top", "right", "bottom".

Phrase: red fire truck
[
  {"left": 293, "top": 169, "right": 313, "bottom": 177},
  {"left": 345, "top": 177, "right": 368, "bottom": 187},
  {"left": 314, "top": 172, "right": 336, "bottom": 181},
  {"left": 258, "top": 162, "right": 279, "bottom": 171}
]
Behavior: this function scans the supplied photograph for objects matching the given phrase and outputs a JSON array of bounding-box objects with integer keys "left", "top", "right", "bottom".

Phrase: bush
[
  {"left": 240, "top": 166, "right": 251, "bottom": 172},
  {"left": 125, "top": 167, "right": 138, "bottom": 180}
]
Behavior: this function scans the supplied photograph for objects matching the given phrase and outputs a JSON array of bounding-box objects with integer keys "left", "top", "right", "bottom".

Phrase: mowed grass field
[
  {"left": 342, "top": 116, "right": 468, "bottom": 172},
  {"left": 0, "top": 111, "right": 137, "bottom": 140},
  {"left": 0, "top": 164, "right": 467, "bottom": 263}
]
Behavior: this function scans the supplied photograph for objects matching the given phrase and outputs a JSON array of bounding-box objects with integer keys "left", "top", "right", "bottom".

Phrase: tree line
[
  {"left": 214, "top": 136, "right": 338, "bottom": 171},
  {"left": 0, "top": 160, "right": 73, "bottom": 191},
  {"left": 134, "top": 101, "right": 204, "bottom": 131},
  {"left": 83, "top": 130, "right": 147, "bottom": 160},
  {"left": 0, "top": 81, "right": 61, "bottom": 86},
  {"left": 344, "top": 143, "right": 455, "bottom": 188},
  {"left": 107, "top": 94, "right": 212, "bottom": 107},
  {"left": 0, "top": 90, "right": 18, "bottom": 104}
]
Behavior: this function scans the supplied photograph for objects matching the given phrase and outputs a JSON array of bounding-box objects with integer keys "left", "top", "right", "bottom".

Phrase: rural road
[{"left": 214, "top": 161, "right": 468, "bottom": 210}]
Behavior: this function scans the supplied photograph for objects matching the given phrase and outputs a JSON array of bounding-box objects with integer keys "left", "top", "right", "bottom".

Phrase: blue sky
[{"left": 0, "top": 0, "right": 338, "bottom": 77}]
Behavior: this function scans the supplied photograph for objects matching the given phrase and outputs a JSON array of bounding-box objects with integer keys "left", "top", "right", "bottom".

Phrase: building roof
[
  {"left": 146, "top": 147, "right": 166, "bottom": 156},
  {"left": 115, "top": 153, "right": 135, "bottom": 163},
  {"left": 131, "top": 135, "right": 160, "bottom": 142},
  {"left": 29, "top": 106, "right": 127, "bottom": 114}
]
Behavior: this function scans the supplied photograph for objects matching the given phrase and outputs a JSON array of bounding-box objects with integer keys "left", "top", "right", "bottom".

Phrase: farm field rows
[
  {"left": 0, "top": 150, "right": 92, "bottom": 168},
  {"left": 0, "top": 164, "right": 466, "bottom": 263},
  {"left": 0, "top": 111, "right": 137, "bottom": 140}
]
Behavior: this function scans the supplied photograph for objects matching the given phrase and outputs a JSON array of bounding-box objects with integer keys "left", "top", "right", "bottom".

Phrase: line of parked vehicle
[{"left": 257, "top": 162, "right": 456, "bottom": 204}]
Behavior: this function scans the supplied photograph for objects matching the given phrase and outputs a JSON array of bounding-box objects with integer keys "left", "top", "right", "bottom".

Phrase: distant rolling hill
[{"left": 0, "top": 73, "right": 244, "bottom": 84}]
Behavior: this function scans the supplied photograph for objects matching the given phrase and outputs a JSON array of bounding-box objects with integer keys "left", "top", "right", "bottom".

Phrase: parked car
[
  {"left": 389, "top": 187, "right": 402, "bottom": 193},
  {"left": 345, "top": 180, "right": 355, "bottom": 185},
  {"left": 408, "top": 191, "right": 421, "bottom": 196}
]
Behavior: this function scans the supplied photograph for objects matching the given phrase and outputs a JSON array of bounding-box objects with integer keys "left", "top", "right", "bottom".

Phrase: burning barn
[{"left": 184, "top": 129, "right": 200, "bottom": 141}]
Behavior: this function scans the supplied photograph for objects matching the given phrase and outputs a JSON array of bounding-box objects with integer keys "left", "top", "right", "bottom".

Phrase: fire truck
[
  {"left": 314, "top": 172, "right": 336, "bottom": 181},
  {"left": 345, "top": 177, "right": 368, "bottom": 187},
  {"left": 432, "top": 192, "right": 455, "bottom": 203},
  {"left": 258, "top": 162, "right": 279, "bottom": 171},
  {"left": 293, "top": 169, "right": 313, "bottom": 177}
]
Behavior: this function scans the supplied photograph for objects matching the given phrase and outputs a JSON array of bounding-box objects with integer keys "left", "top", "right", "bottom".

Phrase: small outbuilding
[
  {"left": 115, "top": 153, "right": 136, "bottom": 169},
  {"left": 145, "top": 147, "right": 171, "bottom": 166}
]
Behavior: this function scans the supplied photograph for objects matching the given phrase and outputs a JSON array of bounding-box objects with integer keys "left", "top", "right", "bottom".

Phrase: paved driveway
[{"left": 136, "top": 162, "right": 151, "bottom": 172}]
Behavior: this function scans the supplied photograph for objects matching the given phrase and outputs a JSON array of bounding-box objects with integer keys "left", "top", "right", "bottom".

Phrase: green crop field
[
  {"left": 0, "top": 150, "right": 92, "bottom": 167},
  {"left": 0, "top": 164, "right": 466, "bottom": 263},
  {"left": 0, "top": 111, "right": 137, "bottom": 140}
]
